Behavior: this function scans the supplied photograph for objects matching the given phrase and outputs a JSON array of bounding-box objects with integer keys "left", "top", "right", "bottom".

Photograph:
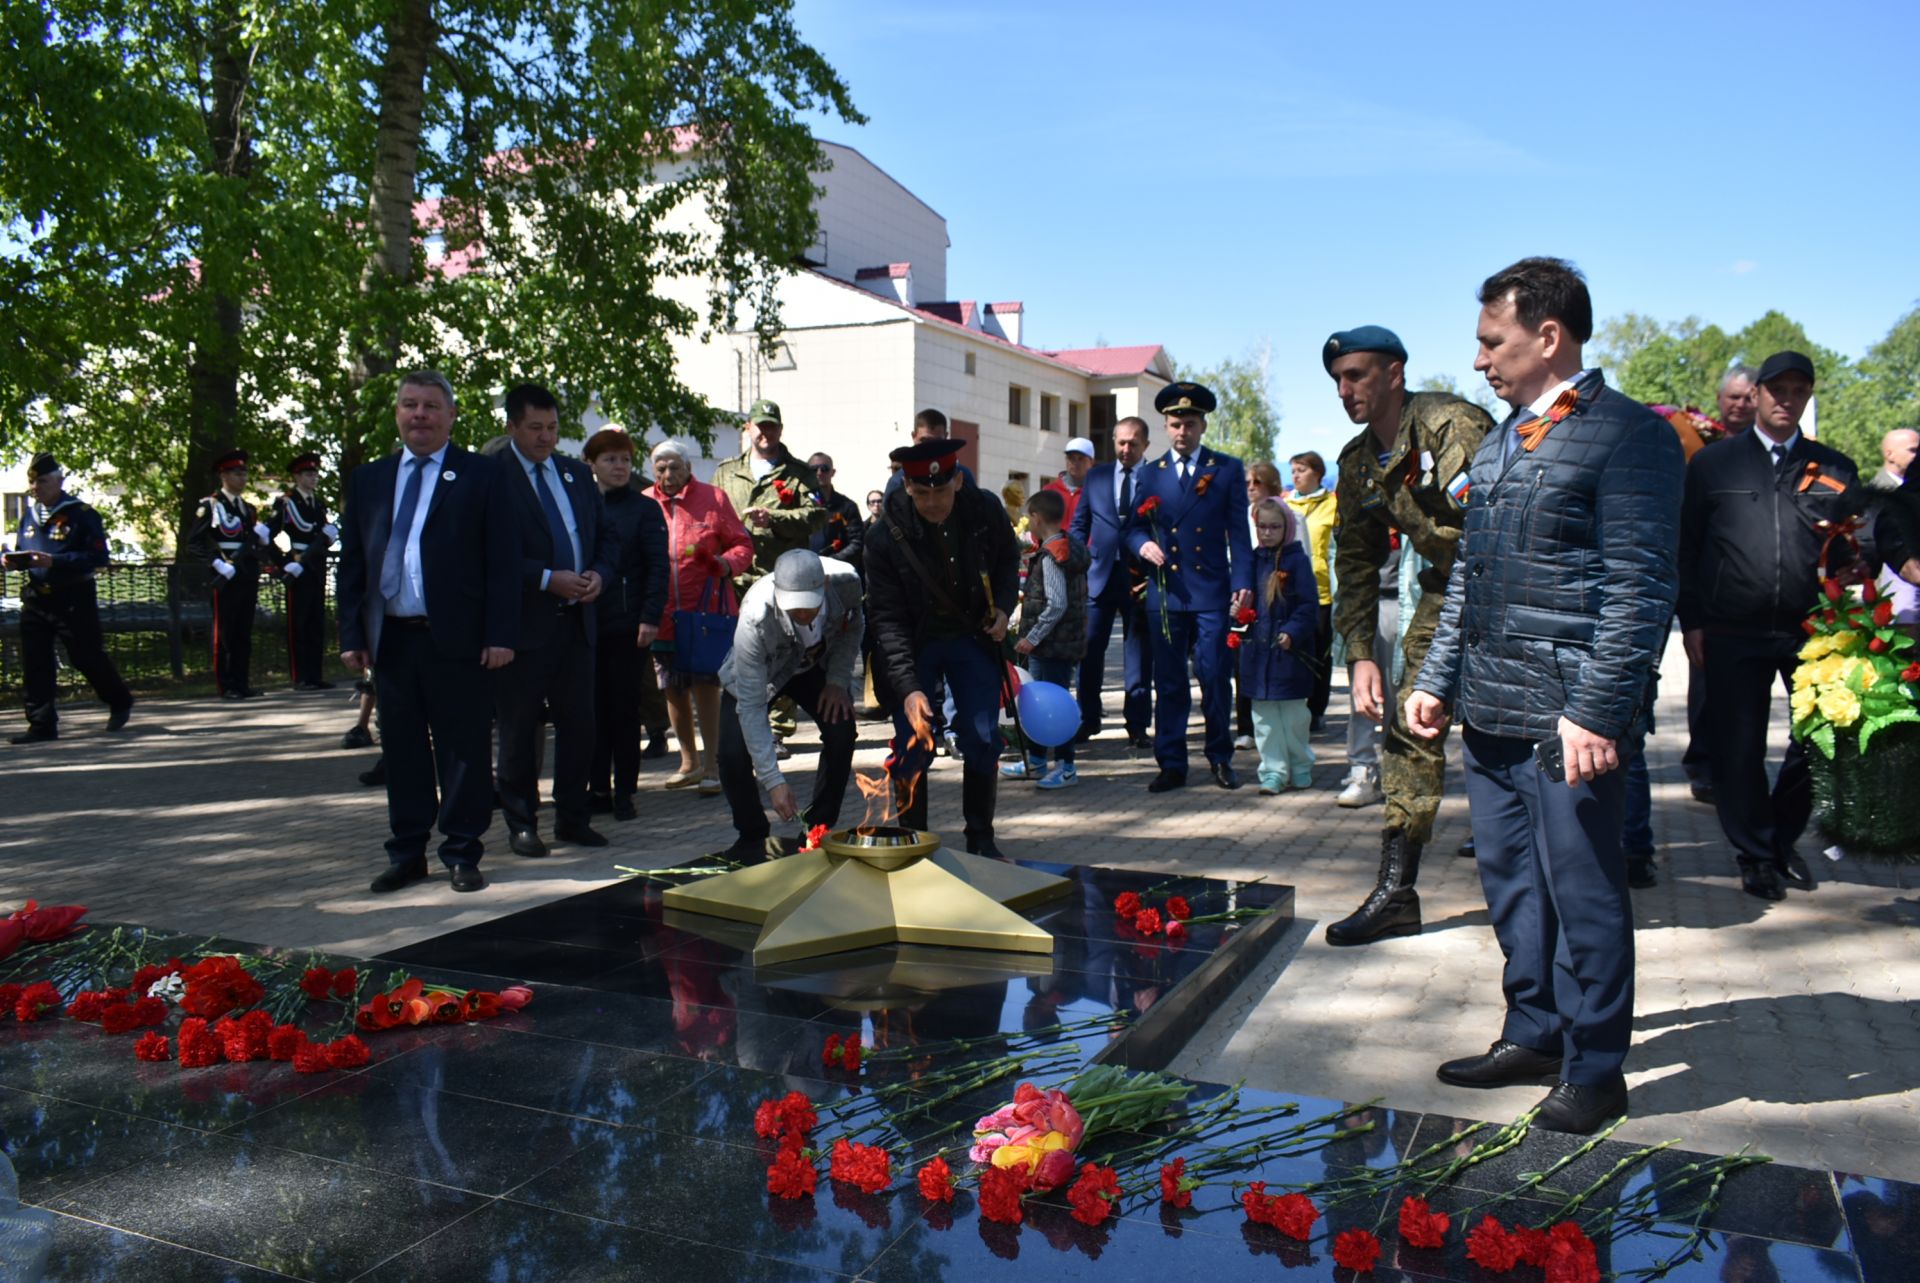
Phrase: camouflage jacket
[
  {"left": 710, "top": 444, "right": 825, "bottom": 591},
  {"left": 1332, "top": 392, "right": 1492, "bottom": 662}
]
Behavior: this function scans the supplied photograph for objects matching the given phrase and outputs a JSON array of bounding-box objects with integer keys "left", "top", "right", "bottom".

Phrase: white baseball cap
[{"left": 1064, "top": 437, "right": 1095, "bottom": 459}]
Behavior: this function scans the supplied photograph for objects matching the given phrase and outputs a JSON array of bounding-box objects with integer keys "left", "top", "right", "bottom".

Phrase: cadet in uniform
[
  {"left": 865, "top": 439, "right": 1021, "bottom": 856},
  {"left": 185, "top": 449, "right": 272, "bottom": 699},
  {"left": 8, "top": 453, "right": 134, "bottom": 742},
  {"left": 1321, "top": 326, "right": 1493, "bottom": 945},
  {"left": 272, "top": 451, "right": 338, "bottom": 689}
]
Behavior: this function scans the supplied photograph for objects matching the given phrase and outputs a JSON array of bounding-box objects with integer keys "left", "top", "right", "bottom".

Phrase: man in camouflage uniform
[
  {"left": 1320, "top": 326, "right": 1493, "bottom": 945},
  {"left": 714, "top": 399, "right": 825, "bottom": 745}
]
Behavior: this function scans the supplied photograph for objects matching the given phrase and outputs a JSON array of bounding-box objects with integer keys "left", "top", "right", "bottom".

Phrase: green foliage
[
  {"left": 1175, "top": 342, "right": 1281, "bottom": 465},
  {"left": 1412, "top": 373, "right": 1497, "bottom": 415}
]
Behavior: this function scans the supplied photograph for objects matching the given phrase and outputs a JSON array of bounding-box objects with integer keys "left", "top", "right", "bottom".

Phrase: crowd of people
[{"left": 11, "top": 255, "right": 1920, "bottom": 1135}]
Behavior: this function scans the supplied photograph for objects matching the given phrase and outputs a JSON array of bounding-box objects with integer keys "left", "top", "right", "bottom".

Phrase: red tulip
[
  {"left": 1874, "top": 599, "right": 1894, "bottom": 628},
  {"left": 1863, "top": 580, "right": 1879, "bottom": 604},
  {"left": 1823, "top": 579, "right": 1844, "bottom": 602},
  {"left": 498, "top": 985, "right": 534, "bottom": 1011},
  {"left": 1870, "top": 637, "right": 1887, "bottom": 653}
]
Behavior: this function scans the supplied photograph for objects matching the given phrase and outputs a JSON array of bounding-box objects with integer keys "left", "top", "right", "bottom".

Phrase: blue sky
[{"left": 789, "top": 0, "right": 1920, "bottom": 467}]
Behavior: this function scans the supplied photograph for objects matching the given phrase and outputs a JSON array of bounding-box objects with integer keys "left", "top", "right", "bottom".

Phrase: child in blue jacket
[{"left": 1239, "top": 497, "right": 1321, "bottom": 793}]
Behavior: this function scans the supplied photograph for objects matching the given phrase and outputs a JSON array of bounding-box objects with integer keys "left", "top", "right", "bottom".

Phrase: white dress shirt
[
  {"left": 509, "top": 442, "right": 583, "bottom": 589},
  {"left": 387, "top": 443, "right": 448, "bottom": 617}
]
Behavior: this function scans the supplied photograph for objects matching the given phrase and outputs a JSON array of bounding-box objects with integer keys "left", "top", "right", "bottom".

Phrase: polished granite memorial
[{"left": 3, "top": 858, "right": 1916, "bottom": 1282}]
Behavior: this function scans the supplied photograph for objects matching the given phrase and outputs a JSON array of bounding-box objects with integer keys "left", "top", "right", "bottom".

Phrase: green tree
[
  {"left": 1413, "top": 373, "right": 1497, "bottom": 415},
  {"left": 1823, "top": 305, "right": 1920, "bottom": 470},
  {"left": 1176, "top": 341, "right": 1281, "bottom": 465}
]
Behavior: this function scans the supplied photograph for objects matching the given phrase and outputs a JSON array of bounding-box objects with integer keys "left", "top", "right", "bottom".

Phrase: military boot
[
  {"left": 1324, "top": 829, "right": 1423, "bottom": 946},
  {"left": 961, "top": 768, "right": 1004, "bottom": 859}
]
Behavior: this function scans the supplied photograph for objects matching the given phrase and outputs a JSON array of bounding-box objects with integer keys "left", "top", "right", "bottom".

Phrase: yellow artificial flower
[
  {"left": 1832, "top": 630, "right": 1863, "bottom": 655},
  {"left": 1816, "top": 685, "right": 1863, "bottom": 727},
  {"left": 1791, "top": 684, "right": 1818, "bottom": 723},
  {"left": 1798, "top": 634, "right": 1836, "bottom": 662}
]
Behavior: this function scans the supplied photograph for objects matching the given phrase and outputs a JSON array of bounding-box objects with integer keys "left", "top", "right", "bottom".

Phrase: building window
[
  {"left": 1068, "top": 402, "right": 1083, "bottom": 436},
  {"left": 2, "top": 493, "right": 28, "bottom": 529},
  {"left": 964, "top": 352, "right": 976, "bottom": 376},
  {"left": 1039, "top": 394, "right": 1059, "bottom": 433},
  {"left": 1008, "top": 385, "right": 1028, "bottom": 426}
]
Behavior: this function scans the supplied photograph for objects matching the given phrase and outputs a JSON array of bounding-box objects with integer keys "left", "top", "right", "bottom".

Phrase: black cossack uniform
[
  {"left": 272, "top": 489, "right": 335, "bottom": 687},
  {"left": 184, "top": 491, "right": 267, "bottom": 696}
]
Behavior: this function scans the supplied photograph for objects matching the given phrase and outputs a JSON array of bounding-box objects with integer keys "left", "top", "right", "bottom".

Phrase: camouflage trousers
[{"left": 1379, "top": 592, "right": 1449, "bottom": 843}]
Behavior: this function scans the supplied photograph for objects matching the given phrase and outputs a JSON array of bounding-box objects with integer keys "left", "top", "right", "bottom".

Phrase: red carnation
[
  {"left": 1234, "top": 605, "right": 1258, "bottom": 625},
  {"left": 1159, "top": 1157, "right": 1194, "bottom": 1209},
  {"left": 14, "top": 981, "right": 62, "bottom": 1022},
  {"left": 329, "top": 968, "right": 359, "bottom": 1000},
  {"left": 292, "top": 1043, "right": 333, "bottom": 1074},
  {"left": 1113, "top": 891, "right": 1142, "bottom": 917},
  {"left": 218, "top": 1011, "right": 271, "bottom": 1063},
  {"left": 1513, "top": 1225, "right": 1553, "bottom": 1267},
  {"left": 179, "top": 956, "right": 265, "bottom": 1020},
  {"left": 133, "top": 1032, "right": 171, "bottom": 1061},
  {"left": 767, "top": 1145, "right": 817, "bottom": 1200},
  {"left": 1166, "top": 895, "right": 1192, "bottom": 921},
  {"left": 268, "top": 1025, "right": 307, "bottom": 1061},
  {"left": 298, "top": 967, "right": 334, "bottom": 1000},
  {"left": 1067, "top": 1162, "right": 1121, "bottom": 1227},
  {"left": 1242, "top": 1184, "right": 1320, "bottom": 1240},
  {"left": 1399, "top": 1194, "right": 1451, "bottom": 1249},
  {"left": 66, "top": 991, "right": 109, "bottom": 1022},
  {"left": 1133, "top": 908, "right": 1163, "bottom": 936},
  {"left": 1823, "top": 579, "right": 1844, "bottom": 602},
  {"left": 0, "top": 983, "right": 20, "bottom": 1011},
  {"left": 130, "top": 959, "right": 184, "bottom": 995},
  {"left": 917, "top": 1156, "right": 955, "bottom": 1204},
  {"left": 326, "top": 1034, "right": 371, "bottom": 1069},
  {"left": 461, "top": 990, "right": 503, "bottom": 1021},
  {"left": 1543, "top": 1222, "right": 1601, "bottom": 1283},
  {"left": 978, "top": 1164, "right": 1026, "bottom": 1224},
  {"left": 1136, "top": 496, "right": 1160, "bottom": 517},
  {"left": 829, "top": 1138, "right": 892, "bottom": 1194},
  {"left": 1466, "top": 1216, "right": 1523, "bottom": 1272},
  {"left": 1333, "top": 1227, "right": 1383, "bottom": 1273},
  {"left": 1225, "top": 632, "right": 1242, "bottom": 650},
  {"left": 754, "top": 1091, "right": 819, "bottom": 1143},
  {"left": 100, "top": 997, "right": 166, "bottom": 1034},
  {"left": 177, "top": 1019, "right": 221, "bottom": 1068}
]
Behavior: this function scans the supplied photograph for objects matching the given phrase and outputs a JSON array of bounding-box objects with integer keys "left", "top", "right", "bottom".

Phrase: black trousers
[
  {"left": 21, "top": 584, "right": 131, "bottom": 730},
  {"left": 375, "top": 621, "right": 496, "bottom": 867},
  {"left": 1075, "top": 581, "right": 1153, "bottom": 737},
  {"left": 284, "top": 568, "right": 326, "bottom": 685},
  {"left": 1680, "top": 662, "right": 1711, "bottom": 785},
  {"left": 1702, "top": 631, "right": 1811, "bottom": 867},
  {"left": 211, "top": 575, "right": 258, "bottom": 694},
  {"left": 495, "top": 614, "right": 596, "bottom": 833},
  {"left": 718, "top": 664, "right": 857, "bottom": 842},
  {"left": 1306, "top": 603, "right": 1334, "bottom": 721},
  {"left": 591, "top": 632, "right": 649, "bottom": 797}
]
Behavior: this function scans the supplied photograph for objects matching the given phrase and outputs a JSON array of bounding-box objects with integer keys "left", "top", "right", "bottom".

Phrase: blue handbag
[{"left": 669, "top": 572, "right": 737, "bottom": 677}]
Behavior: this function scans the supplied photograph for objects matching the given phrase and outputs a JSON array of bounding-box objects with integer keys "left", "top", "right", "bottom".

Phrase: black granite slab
[{"left": 39, "top": 1212, "right": 299, "bottom": 1282}]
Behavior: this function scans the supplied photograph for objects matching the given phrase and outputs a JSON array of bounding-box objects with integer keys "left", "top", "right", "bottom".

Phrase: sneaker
[
  {"left": 1335, "top": 770, "right": 1382, "bottom": 808},
  {"left": 774, "top": 740, "right": 792, "bottom": 761},
  {"left": 1233, "top": 734, "right": 1255, "bottom": 751},
  {"left": 340, "top": 725, "right": 374, "bottom": 750},
  {"left": 942, "top": 733, "right": 961, "bottom": 759},
  {"left": 1035, "top": 762, "right": 1079, "bottom": 790},
  {"left": 1001, "top": 755, "right": 1045, "bottom": 780},
  {"left": 1259, "top": 777, "right": 1280, "bottom": 796}
]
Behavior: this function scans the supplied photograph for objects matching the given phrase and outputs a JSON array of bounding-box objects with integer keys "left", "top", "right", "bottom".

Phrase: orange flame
[{"left": 852, "top": 704, "right": 937, "bottom": 833}]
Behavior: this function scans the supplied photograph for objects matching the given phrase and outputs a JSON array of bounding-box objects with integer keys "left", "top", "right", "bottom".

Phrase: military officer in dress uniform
[
  {"left": 185, "top": 449, "right": 272, "bottom": 699},
  {"left": 1321, "top": 326, "right": 1493, "bottom": 945},
  {"left": 272, "top": 451, "right": 338, "bottom": 690},
  {"left": 1125, "top": 382, "right": 1254, "bottom": 792},
  {"left": 8, "top": 453, "right": 134, "bottom": 743}
]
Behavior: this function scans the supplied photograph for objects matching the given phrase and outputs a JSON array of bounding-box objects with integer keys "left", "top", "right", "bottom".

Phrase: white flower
[{"left": 146, "top": 974, "right": 185, "bottom": 1003}]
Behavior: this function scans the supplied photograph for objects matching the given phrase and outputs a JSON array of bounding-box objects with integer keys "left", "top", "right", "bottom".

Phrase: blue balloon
[{"left": 1016, "top": 680, "right": 1080, "bottom": 748}]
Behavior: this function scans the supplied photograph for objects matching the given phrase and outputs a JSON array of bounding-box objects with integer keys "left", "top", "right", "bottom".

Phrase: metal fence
[{"left": 0, "top": 561, "right": 338, "bottom": 695}]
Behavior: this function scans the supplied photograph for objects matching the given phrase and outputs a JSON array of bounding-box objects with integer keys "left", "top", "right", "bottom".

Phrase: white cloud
[{"left": 1730, "top": 259, "right": 1759, "bottom": 275}]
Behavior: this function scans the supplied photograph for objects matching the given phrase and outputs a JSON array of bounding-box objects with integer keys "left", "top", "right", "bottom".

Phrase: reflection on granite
[
  {"left": 41, "top": 1212, "right": 296, "bottom": 1282},
  {"left": 1841, "top": 1175, "right": 1920, "bottom": 1283}
]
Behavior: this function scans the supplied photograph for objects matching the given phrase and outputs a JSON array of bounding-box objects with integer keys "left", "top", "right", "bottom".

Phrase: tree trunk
[
  {"left": 176, "top": 4, "right": 256, "bottom": 544},
  {"left": 343, "top": 0, "right": 435, "bottom": 479}
]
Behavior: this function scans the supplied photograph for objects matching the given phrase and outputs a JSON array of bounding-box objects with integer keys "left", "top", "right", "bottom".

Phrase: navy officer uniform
[
  {"left": 183, "top": 449, "right": 272, "bottom": 699},
  {"left": 1069, "top": 432, "right": 1155, "bottom": 746},
  {"left": 865, "top": 439, "right": 1021, "bottom": 856},
  {"left": 271, "top": 451, "right": 338, "bottom": 690},
  {"left": 8, "top": 453, "right": 133, "bottom": 743},
  {"left": 1124, "top": 382, "right": 1254, "bottom": 790}
]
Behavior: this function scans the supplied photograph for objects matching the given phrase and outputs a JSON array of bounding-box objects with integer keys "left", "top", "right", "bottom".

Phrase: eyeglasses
[{"left": 814, "top": 465, "right": 834, "bottom": 475}]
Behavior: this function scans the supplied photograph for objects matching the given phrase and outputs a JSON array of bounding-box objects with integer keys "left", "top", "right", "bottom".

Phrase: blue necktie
[
  {"left": 535, "top": 461, "right": 578, "bottom": 573},
  {"left": 1118, "top": 465, "right": 1133, "bottom": 517},
  {"left": 380, "top": 456, "right": 427, "bottom": 602}
]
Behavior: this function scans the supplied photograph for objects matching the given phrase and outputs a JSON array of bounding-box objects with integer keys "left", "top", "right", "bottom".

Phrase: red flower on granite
[
  {"left": 1133, "top": 908, "right": 1163, "bottom": 936},
  {"left": 133, "top": 1032, "right": 171, "bottom": 1062},
  {"left": 1067, "top": 1162, "right": 1120, "bottom": 1226},
  {"left": 6, "top": 900, "right": 88, "bottom": 943},
  {"left": 13, "top": 981, "right": 62, "bottom": 1022},
  {"left": 1333, "top": 1227, "right": 1382, "bottom": 1272},
  {"left": 1466, "top": 1216, "right": 1523, "bottom": 1272},
  {"left": 1543, "top": 1222, "right": 1600, "bottom": 1283},
  {"left": 461, "top": 991, "right": 502, "bottom": 1021},
  {"left": 767, "top": 1145, "right": 817, "bottom": 1200},
  {"left": 499, "top": 985, "right": 534, "bottom": 1011},
  {"left": 326, "top": 1035, "right": 371, "bottom": 1069},
  {"left": 1399, "top": 1195, "right": 1451, "bottom": 1249},
  {"left": 917, "top": 1156, "right": 955, "bottom": 1204},
  {"left": 299, "top": 968, "right": 334, "bottom": 1000},
  {"left": 754, "top": 1091, "right": 819, "bottom": 1143},
  {"left": 1166, "top": 896, "right": 1192, "bottom": 921},
  {"left": 823, "top": 1032, "right": 863, "bottom": 1072},
  {"left": 0, "top": 923, "right": 21, "bottom": 964},
  {"left": 1513, "top": 1225, "right": 1552, "bottom": 1267},
  {"left": 1242, "top": 1184, "right": 1319, "bottom": 1240},
  {"left": 176, "top": 1018, "right": 221, "bottom": 1068},
  {"left": 426, "top": 991, "right": 464, "bottom": 1024},
  {"left": 0, "top": 984, "right": 20, "bottom": 1010},
  {"left": 179, "top": 956, "right": 264, "bottom": 1019},
  {"left": 292, "top": 1042, "right": 333, "bottom": 1074},
  {"left": 1159, "top": 1157, "right": 1195, "bottom": 1209},
  {"left": 978, "top": 1165, "right": 1026, "bottom": 1225},
  {"left": 217, "top": 1010, "right": 272, "bottom": 1063},
  {"left": 268, "top": 1025, "right": 307, "bottom": 1061},
  {"left": 1165, "top": 919, "right": 1189, "bottom": 943},
  {"left": 130, "top": 959, "right": 184, "bottom": 995},
  {"left": 829, "top": 1138, "right": 892, "bottom": 1194},
  {"left": 100, "top": 997, "right": 165, "bottom": 1034},
  {"left": 66, "top": 991, "right": 109, "bottom": 1022},
  {"left": 331, "top": 968, "right": 359, "bottom": 999},
  {"left": 1113, "top": 891, "right": 1142, "bottom": 918}
]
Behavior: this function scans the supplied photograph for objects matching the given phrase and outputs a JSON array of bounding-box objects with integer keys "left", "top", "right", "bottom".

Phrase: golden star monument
[{"left": 661, "top": 828, "right": 1070, "bottom": 967}]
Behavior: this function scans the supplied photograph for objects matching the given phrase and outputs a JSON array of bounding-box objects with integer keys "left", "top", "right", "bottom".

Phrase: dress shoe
[
  {"left": 1146, "top": 769, "right": 1186, "bottom": 793},
  {"left": 509, "top": 829, "right": 550, "bottom": 859},
  {"left": 1533, "top": 1076, "right": 1629, "bottom": 1134},
  {"left": 642, "top": 730, "right": 670, "bottom": 759},
  {"left": 1074, "top": 721, "right": 1101, "bottom": 744},
  {"left": 106, "top": 702, "right": 133, "bottom": 732},
  {"left": 555, "top": 822, "right": 609, "bottom": 848},
  {"left": 965, "top": 834, "right": 1007, "bottom": 860},
  {"left": 1128, "top": 734, "right": 1153, "bottom": 750},
  {"left": 1626, "top": 854, "right": 1658, "bottom": 890},
  {"left": 10, "top": 725, "right": 56, "bottom": 744},
  {"left": 1739, "top": 860, "right": 1785, "bottom": 902},
  {"left": 1436, "top": 1040, "right": 1563, "bottom": 1089},
  {"left": 588, "top": 790, "right": 613, "bottom": 814},
  {"left": 449, "top": 864, "right": 487, "bottom": 893},
  {"left": 358, "top": 757, "right": 386, "bottom": 787},
  {"left": 1689, "top": 781, "right": 1716, "bottom": 805},
  {"left": 612, "top": 794, "right": 637, "bottom": 822},
  {"left": 1456, "top": 836, "right": 1477, "bottom": 860},
  {"left": 370, "top": 860, "right": 428, "bottom": 893},
  {"left": 220, "top": 690, "right": 247, "bottom": 701},
  {"left": 1778, "top": 851, "right": 1816, "bottom": 892},
  {"left": 1210, "top": 762, "right": 1240, "bottom": 790},
  {"left": 340, "top": 725, "right": 375, "bottom": 750},
  {"left": 297, "top": 680, "right": 336, "bottom": 691}
]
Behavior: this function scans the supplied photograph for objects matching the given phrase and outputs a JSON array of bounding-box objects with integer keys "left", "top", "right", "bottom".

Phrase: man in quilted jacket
[{"left": 1408, "top": 257, "right": 1684, "bottom": 1134}]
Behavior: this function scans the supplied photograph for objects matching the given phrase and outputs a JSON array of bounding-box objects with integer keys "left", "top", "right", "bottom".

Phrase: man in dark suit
[
  {"left": 492, "top": 382, "right": 616, "bottom": 855},
  {"left": 338, "top": 370, "right": 520, "bottom": 894},
  {"left": 1409, "top": 258, "right": 1684, "bottom": 1133},
  {"left": 1070, "top": 415, "right": 1154, "bottom": 747},
  {"left": 1125, "top": 383, "right": 1254, "bottom": 791}
]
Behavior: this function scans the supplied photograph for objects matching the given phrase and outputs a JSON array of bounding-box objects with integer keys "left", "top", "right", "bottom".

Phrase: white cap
[
  {"left": 1064, "top": 437, "right": 1096, "bottom": 459},
  {"left": 772, "top": 548, "right": 826, "bottom": 611}
]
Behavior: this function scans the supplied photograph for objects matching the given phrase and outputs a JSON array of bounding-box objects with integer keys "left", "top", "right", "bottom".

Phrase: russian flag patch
[{"left": 1445, "top": 472, "right": 1471, "bottom": 507}]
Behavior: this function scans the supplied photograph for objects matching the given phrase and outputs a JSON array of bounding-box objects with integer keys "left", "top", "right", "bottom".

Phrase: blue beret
[
  {"left": 1323, "top": 326, "right": 1408, "bottom": 373},
  {"left": 1154, "top": 382, "right": 1217, "bottom": 416}
]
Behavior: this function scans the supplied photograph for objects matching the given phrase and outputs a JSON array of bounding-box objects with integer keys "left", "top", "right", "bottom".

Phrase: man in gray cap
[
  {"left": 715, "top": 548, "right": 863, "bottom": 858},
  {"left": 1323, "top": 325, "right": 1493, "bottom": 945},
  {"left": 8, "top": 453, "right": 133, "bottom": 742}
]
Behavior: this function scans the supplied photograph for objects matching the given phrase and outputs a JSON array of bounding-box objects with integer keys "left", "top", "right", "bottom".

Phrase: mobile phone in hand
[
  {"left": 1, "top": 551, "right": 32, "bottom": 569},
  {"left": 1533, "top": 735, "right": 1566, "bottom": 782}
]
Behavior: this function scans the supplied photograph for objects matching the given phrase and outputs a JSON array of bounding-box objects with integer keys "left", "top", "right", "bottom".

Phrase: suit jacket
[
  {"left": 337, "top": 444, "right": 520, "bottom": 663},
  {"left": 1070, "top": 461, "right": 1144, "bottom": 600},
  {"left": 501, "top": 448, "right": 616, "bottom": 649},
  {"left": 1123, "top": 447, "right": 1253, "bottom": 612}
]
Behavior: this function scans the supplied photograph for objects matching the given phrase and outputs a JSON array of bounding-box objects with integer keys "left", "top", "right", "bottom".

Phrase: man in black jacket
[
  {"left": 807, "top": 451, "right": 864, "bottom": 575},
  {"left": 1678, "top": 351, "right": 1865, "bottom": 901},
  {"left": 865, "top": 439, "right": 1020, "bottom": 856},
  {"left": 1409, "top": 258, "right": 1684, "bottom": 1134}
]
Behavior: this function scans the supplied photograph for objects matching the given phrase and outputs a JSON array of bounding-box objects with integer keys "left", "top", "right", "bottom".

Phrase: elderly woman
[
  {"left": 645, "top": 439, "right": 754, "bottom": 793},
  {"left": 1236, "top": 461, "right": 1288, "bottom": 748},
  {"left": 585, "top": 428, "right": 671, "bottom": 820}
]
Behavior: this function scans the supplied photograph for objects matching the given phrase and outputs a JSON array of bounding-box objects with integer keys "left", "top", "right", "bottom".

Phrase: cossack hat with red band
[
  {"left": 890, "top": 439, "right": 965, "bottom": 485},
  {"left": 213, "top": 449, "right": 249, "bottom": 473},
  {"left": 288, "top": 452, "right": 321, "bottom": 473}
]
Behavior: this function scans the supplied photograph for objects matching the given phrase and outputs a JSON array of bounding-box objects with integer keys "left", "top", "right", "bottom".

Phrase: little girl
[{"left": 1239, "top": 497, "right": 1321, "bottom": 794}]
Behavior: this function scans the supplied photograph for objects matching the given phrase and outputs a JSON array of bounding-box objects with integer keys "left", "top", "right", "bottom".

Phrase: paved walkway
[{"left": 3, "top": 634, "right": 1916, "bottom": 1183}]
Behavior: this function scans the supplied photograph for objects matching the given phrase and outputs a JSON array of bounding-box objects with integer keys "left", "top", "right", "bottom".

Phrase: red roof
[
  {"left": 855, "top": 262, "right": 912, "bottom": 280},
  {"left": 1041, "top": 345, "right": 1167, "bottom": 377},
  {"left": 918, "top": 301, "right": 977, "bottom": 328},
  {"left": 984, "top": 301, "right": 1024, "bottom": 313}
]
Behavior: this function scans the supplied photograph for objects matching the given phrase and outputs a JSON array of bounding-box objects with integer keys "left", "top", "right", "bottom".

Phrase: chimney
[
  {"left": 982, "top": 301, "right": 1024, "bottom": 346},
  {"left": 855, "top": 262, "right": 915, "bottom": 309}
]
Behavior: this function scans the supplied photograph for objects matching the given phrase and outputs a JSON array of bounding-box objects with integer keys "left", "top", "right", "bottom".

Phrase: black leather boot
[
  {"left": 961, "top": 768, "right": 1004, "bottom": 858},
  {"left": 1324, "top": 829, "right": 1423, "bottom": 946}
]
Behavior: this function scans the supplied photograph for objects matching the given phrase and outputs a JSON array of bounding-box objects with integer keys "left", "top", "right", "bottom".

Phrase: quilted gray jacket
[{"left": 1414, "top": 372, "right": 1684, "bottom": 743}]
